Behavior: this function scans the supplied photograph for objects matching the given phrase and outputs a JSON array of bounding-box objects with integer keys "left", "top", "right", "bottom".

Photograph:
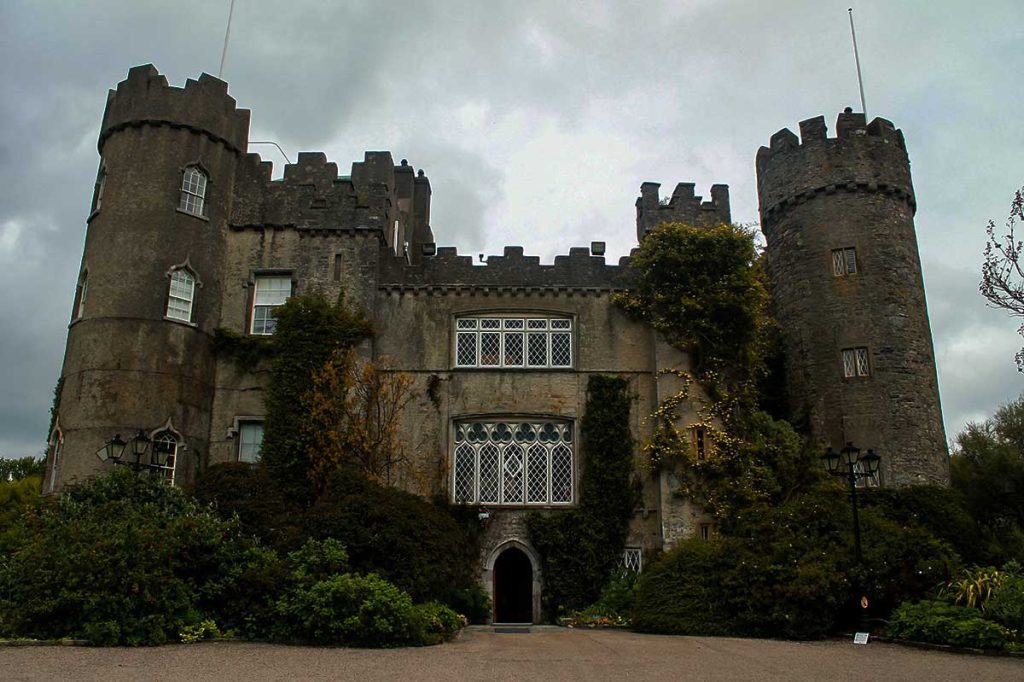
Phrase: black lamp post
[
  {"left": 95, "top": 430, "right": 167, "bottom": 474},
  {"left": 821, "top": 441, "right": 881, "bottom": 634}
]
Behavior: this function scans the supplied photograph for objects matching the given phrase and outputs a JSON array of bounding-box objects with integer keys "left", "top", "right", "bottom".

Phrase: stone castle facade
[{"left": 45, "top": 66, "right": 949, "bottom": 622}]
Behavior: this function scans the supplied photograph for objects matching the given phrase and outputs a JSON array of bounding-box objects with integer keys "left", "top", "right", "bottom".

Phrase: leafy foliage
[
  {"left": 0, "top": 456, "right": 45, "bottom": 482},
  {"left": 887, "top": 600, "right": 1015, "bottom": 650},
  {"left": 613, "top": 221, "right": 767, "bottom": 376},
  {"left": 259, "top": 291, "right": 373, "bottom": 496},
  {"left": 304, "top": 349, "right": 415, "bottom": 490},
  {"left": 527, "top": 376, "right": 636, "bottom": 617},
  {"left": 0, "top": 468, "right": 270, "bottom": 646},
  {"left": 951, "top": 393, "right": 1024, "bottom": 563},
  {"left": 0, "top": 475, "right": 42, "bottom": 554},
  {"left": 981, "top": 186, "right": 1024, "bottom": 370}
]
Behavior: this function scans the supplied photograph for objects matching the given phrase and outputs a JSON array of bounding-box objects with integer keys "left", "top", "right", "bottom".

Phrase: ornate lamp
[
  {"left": 840, "top": 441, "right": 861, "bottom": 468},
  {"left": 96, "top": 433, "right": 127, "bottom": 463},
  {"left": 129, "top": 430, "right": 151, "bottom": 465},
  {"left": 821, "top": 446, "right": 840, "bottom": 475},
  {"left": 861, "top": 449, "right": 881, "bottom": 477}
]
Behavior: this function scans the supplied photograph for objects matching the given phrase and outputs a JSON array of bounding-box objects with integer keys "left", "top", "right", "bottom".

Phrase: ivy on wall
[{"left": 526, "top": 375, "right": 636, "bottom": 618}]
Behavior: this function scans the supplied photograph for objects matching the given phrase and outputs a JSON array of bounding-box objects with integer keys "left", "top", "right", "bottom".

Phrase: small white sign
[{"left": 853, "top": 632, "right": 870, "bottom": 645}]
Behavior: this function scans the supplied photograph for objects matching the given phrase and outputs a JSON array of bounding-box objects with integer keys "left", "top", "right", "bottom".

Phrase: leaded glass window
[
  {"left": 454, "top": 315, "right": 573, "bottom": 368},
  {"left": 621, "top": 548, "right": 642, "bottom": 572},
  {"left": 832, "top": 247, "right": 858, "bottom": 276},
  {"left": 842, "top": 346, "right": 870, "bottom": 378},
  {"left": 452, "top": 420, "right": 574, "bottom": 505}
]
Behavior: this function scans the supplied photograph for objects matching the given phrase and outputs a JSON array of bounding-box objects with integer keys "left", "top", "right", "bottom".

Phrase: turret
[
  {"left": 46, "top": 65, "right": 249, "bottom": 490},
  {"left": 756, "top": 109, "right": 949, "bottom": 486},
  {"left": 636, "top": 182, "right": 731, "bottom": 242}
]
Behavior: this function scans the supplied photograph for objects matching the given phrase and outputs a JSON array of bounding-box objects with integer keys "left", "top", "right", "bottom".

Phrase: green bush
[
  {"left": 887, "top": 600, "right": 1014, "bottom": 650},
  {"left": 573, "top": 568, "right": 639, "bottom": 626},
  {"left": 446, "top": 584, "right": 492, "bottom": 625},
  {"left": 986, "top": 562, "right": 1024, "bottom": 632},
  {"left": 0, "top": 468, "right": 268, "bottom": 645},
  {"left": 0, "top": 475, "right": 42, "bottom": 554},
  {"left": 412, "top": 601, "right": 465, "bottom": 645}
]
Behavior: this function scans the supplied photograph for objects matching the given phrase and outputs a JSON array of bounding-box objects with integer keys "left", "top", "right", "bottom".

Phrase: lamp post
[
  {"left": 821, "top": 441, "right": 881, "bottom": 635},
  {"left": 95, "top": 430, "right": 170, "bottom": 474}
]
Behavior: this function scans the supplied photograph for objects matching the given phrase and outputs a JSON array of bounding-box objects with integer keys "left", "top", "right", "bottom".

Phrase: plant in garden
[{"left": 887, "top": 600, "right": 1015, "bottom": 650}]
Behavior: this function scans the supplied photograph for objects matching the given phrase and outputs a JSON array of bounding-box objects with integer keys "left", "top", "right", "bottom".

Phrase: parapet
[
  {"left": 636, "top": 182, "right": 731, "bottom": 242},
  {"left": 378, "top": 244, "right": 630, "bottom": 292},
  {"left": 756, "top": 110, "right": 914, "bottom": 219},
  {"left": 99, "top": 64, "right": 251, "bottom": 154}
]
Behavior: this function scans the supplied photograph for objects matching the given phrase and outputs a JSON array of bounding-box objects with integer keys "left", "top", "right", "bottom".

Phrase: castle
[{"left": 44, "top": 65, "right": 949, "bottom": 623}]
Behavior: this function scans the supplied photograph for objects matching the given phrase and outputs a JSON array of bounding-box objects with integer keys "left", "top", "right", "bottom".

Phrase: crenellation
[
  {"left": 635, "top": 181, "right": 732, "bottom": 241},
  {"left": 798, "top": 116, "right": 827, "bottom": 143}
]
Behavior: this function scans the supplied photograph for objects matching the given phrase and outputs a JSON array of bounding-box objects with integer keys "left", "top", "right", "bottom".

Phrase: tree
[
  {"left": 981, "top": 186, "right": 1024, "bottom": 370},
  {"left": 952, "top": 393, "right": 1024, "bottom": 562},
  {"left": 0, "top": 456, "right": 45, "bottom": 482}
]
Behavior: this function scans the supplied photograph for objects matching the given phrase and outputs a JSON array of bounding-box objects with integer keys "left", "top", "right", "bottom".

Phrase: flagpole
[
  {"left": 848, "top": 8, "right": 867, "bottom": 118},
  {"left": 218, "top": 0, "right": 236, "bottom": 79}
]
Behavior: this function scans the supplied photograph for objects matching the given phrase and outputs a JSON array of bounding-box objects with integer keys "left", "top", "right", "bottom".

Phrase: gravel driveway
[{"left": 3, "top": 626, "right": 1022, "bottom": 681}]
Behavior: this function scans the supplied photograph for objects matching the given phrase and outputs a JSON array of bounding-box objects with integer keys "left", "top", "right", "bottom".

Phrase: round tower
[
  {"left": 756, "top": 109, "right": 949, "bottom": 486},
  {"left": 47, "top": 65, "right": 250, "bottom": 489}
]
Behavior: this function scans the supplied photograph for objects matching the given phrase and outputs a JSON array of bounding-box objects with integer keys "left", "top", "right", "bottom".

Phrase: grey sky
[{"left": 1, "top": 0, "right": 1021, "bottom": 457}]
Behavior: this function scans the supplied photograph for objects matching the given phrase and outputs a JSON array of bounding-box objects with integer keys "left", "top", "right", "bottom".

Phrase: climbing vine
[
  {"left": 614, "top": 221, "right": 819, "bottom": 525},
  {"left": 526, "top": 375, "right": 636, "bottom": 618}
]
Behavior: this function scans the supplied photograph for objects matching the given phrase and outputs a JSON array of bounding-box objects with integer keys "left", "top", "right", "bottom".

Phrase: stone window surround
[
  {"left": 831, "top": 246, "right": 858, "bottom": 277},
  {"left": 450, "top": 415, "right": 577, "bottom": 508},
  {"left": 452, "top": 311, "right": 574, "bottom": 370},
  {"left": 841, "top": 346, "right": 871, "bottom": 378}
]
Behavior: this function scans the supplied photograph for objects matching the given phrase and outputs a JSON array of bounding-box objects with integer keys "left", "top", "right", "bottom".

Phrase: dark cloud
[{"left": 1, "top": 0, "right": 1022, "bottom": 455}]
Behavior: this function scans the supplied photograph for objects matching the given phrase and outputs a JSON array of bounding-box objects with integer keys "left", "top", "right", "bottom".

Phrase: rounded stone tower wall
[
  {"left": 756, "top": 111, "right": 949, "bottom": 486},
  {"left": 49, "top": 65, "right": 250, "bottom": 489}
]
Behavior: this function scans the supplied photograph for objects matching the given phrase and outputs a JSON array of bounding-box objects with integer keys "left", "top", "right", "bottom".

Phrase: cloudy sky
[{"left": 1, "top": 0, "right": 1021, "bottom": 457}]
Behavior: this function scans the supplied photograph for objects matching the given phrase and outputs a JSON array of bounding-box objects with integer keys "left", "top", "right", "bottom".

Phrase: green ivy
[{"left": 527, "top": 375, "right": 636, "bottom": 618}]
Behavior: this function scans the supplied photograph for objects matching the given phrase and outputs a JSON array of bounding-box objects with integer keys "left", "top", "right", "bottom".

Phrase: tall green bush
[{"left": 527, "top": 375, "right": 636, "bottom": 618}]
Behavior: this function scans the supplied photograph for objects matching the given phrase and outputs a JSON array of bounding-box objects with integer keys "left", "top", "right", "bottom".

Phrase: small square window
[
  {"left": 842, "top": 347, "right": 870, "bottom": 378},
  {"left": 832, "top": 247, "right": 858, "bottom": 276},
  {"left": 621, "top": 548, "right": 643, "bottom": 572}
]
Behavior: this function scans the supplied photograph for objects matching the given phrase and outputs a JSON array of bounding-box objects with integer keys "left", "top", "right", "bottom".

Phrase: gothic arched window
[
  {"left": 152, "top": 430, "right": 179, "bottom": 484},
  {"left": 166, "top": 268, "right": 196, "bottom": 322},
  {"left": 179, "top": 166, "right": 207, "bottom": 216}
]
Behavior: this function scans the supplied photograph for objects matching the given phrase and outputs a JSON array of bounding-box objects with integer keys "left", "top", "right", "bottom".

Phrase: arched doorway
[{"left": 493, "top": 547, "right": 533, "bottom": 623}]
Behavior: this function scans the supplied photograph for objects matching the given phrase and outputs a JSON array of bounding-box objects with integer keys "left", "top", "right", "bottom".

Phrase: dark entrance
[{"left": 493, "top": 547, "right": 533, "bottom": 623}]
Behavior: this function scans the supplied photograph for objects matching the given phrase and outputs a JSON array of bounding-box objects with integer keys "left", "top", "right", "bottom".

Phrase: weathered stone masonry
[{"left": 46, "top": 66, "right": 949, "bottom": 621}]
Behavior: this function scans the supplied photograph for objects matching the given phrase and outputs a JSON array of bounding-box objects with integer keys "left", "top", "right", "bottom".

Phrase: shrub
[
  {"left": 887, "top": 600, "right": 1014, "bottom": 650},
  {"left": 0, "top": 475, "right": 42, "bottom": 554},
  {"left": 446, "top": 584, "right": 492, "bottom": 625},
  {"left": 573, "top": 568, "right": 638, "bottom": 627},
  {"left": 412, "top": 601, "right": 465, "bottom": 645},
  {"left": 309, "top": 468, "right": 479, "bottom": 605},
  {"left": 985, "top": 561, "right": 1024, "bottom": 632},
  {"left": 275, "top": 571, "right": 418, "bottom": 646},
  {"left": 0, "top": 468, "right": 269, "bottom": 646}
]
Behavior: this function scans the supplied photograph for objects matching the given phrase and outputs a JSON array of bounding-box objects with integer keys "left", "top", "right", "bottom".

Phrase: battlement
[
  {"left": 379, "top": 244, "right": 631, "bottom": 292},
  {"left": 635, "top": 182, "right": 730, "bottom": 242},
  {"left": 99, "top": 64, "right": 251, "bottom": 154},
  {"left": 756, "top": 110, "right": 914, "bottom": 219}
]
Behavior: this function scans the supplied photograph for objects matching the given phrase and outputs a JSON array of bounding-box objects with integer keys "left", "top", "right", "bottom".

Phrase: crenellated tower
[
  {"left": 636, "top": 182, "right": 731, "bottom": 241},
  {"left": 756, "top": 109, "right": 949, "bottom": 486},
  {"left": 48, "top": 65, "right": 250, "bottom": 489}
]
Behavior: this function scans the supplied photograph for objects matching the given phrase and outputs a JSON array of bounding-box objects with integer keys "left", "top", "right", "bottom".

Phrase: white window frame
[
  {"left": 47, "top": 425, "right": 63, "bottom": 493},
  {"left": 152, "top": 430, "right": 178, "bottom": 485},
  {"left": 832, "top": 247, "right": 858, "bottom": 277},
  {"left": 92, "top": 162, "right": 106, "bottom": 214},
  {"left": 179, "top": 166, "right": 208, "bottom": 217},
  {"left": 452, "top": 419, "right": 574, "bottom": 506},
  {"left": 251, "top": 275, "right": 292, "bottom": 335},
  {"left": 853, "top": 461, "right": 880, "bottom": 489},
  {"left": 165, "top": 268, "right": 196, "bottom": 322},
  {"left": 621, "top": 547, "right": 643, "bottom": 572},
  {"left": 842, "top": 347, "right": 870, "bottom": 378},
  {"left": 237, "top": 421, "right": 265, "bottom": 464},
  {"left": 454, "top": 315, "right": 573, "bottom": 368},
  {"left": 76, "top": 272, "right": 89, "bottom": 319}
]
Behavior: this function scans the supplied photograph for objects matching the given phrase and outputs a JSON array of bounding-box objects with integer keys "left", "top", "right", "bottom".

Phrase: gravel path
[{"left": 2, "top": 626, "right": 1022, "bottom": 681}]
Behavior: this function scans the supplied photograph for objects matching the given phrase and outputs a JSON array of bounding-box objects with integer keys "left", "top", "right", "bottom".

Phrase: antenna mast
[
  {"left": 218, "top": 0, "right": 236, "bottom": 79},
  {"left": 848, "top": 8, "right": 867, "bottom": 118}
]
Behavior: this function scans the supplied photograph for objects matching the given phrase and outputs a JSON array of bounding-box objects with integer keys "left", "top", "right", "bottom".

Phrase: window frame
[
  {"left": 250, "top": 274, "right": 293, "bottom": 335},
  {"left": 454, "top": 314, "right": 574, "bottom": 369},
  {"left": 831, "top": 246, "right": 858, "bottom": 277},
  {"left": 75, "top": 271, "right": 89, "bottom": 320},
  {"left": 165, "top": 267, "right": 197, "bottom": 323},
  {"left": 451, "top": 418, "right": 575, "bottom": 507},
  {"left": 621, "top": 547, "right": 643, "bottom": 573},
  {"left": 151, "top": 430, "right": 179, "bottom": 485},
  {"left": 178, "top": 166, "right": 208, "bottom": 217},
  {"left": 236, "top": 420, "right": 265, "bottom": 464},
  {"left": 842, "top": 346, "right": 871, "bottom": 378},
  {"left": 91, "top": 162, "right": 106, "bottom": 215}
]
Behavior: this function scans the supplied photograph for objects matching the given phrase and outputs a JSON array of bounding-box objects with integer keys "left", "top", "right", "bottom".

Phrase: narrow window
[
  {"left": 842, "top": 347, "right": 870, "bottom": 378},
  {"left": 166, "top": 269, "right": 196, "bottom": 322},
  {"left": 691, "top": 426, "right": 707, "bottom": 461},
  {"left": 251, "top": 276, "right": 292, "bottom": 335},
  {"left": 700, "top": 524, "right": 711, "bottom": 541},
  {"left": 75, "top": 272, "right": 89, "bottom": 319},
  {"left": 48, "top": 428, "right": 63, "bottom": 493},
  {"left": 832, "top": 247, "right": 858, "bottom": 276},
  {"left": 91, "top": 163, "right": 106, "bottom": 213},
  {"left": 152, "top": 431, "right": 178, "bottom": 485},
  {"left": 333, "top": 254, "right": 343, "bottom": 281},
  {"left": 179, "top": 166, "right": 208, "bottom": 216},
  {"left": 237, "top": 422, "right": 264, "bottom": 463}
]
